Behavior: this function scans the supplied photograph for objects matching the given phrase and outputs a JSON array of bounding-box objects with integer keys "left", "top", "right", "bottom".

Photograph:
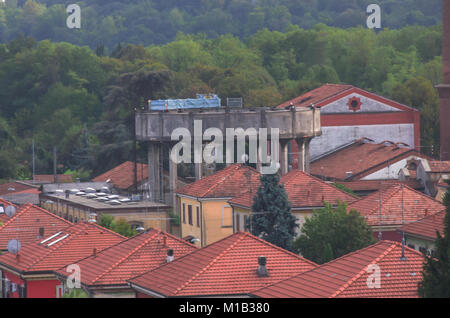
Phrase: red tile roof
[
  {"left": 0, "top": 181, "right": 39, "bottom": 196},
  {"left": 0, "top": 222, "right": 125, "bottom": 273},
  {"left": 252, "top": 241, "right": 425, "bottom": 298},
  {"left": 128, "top": 232, "right": 317, "bottom": 297},
  {"left": 338, "top": 180, "right": 423, "bottom": 192},
  {"left": 93, "top": 161, "right": 148, "bottom": 190},
  {"left": 34, "top": 174, "right": 74, "bottom": 183},
  {"left": 277, "top": 84, "right": 353, "bottom": 108},
  {"left": 177, "top": 164, "right": 261, "bottom": 199},
  {"left": 0, "top": 204, "right": 72, "bottom": 251},
  {"left": 348, "top": 184, "right": 445, "bottom": 227},
  {"left": 402, "top": 209, "right": 446, "bottom": 240},
  {"left": 54, "top": 229, "right": 197, "bottom": 287},
  {"left": 310, "top": 139, "right": 427, "bottom": 181},
  {"left": 229, "top": 170, "right": 358, "bottom": 209},
  {"left": 428, "top": 161, "right": 450, "bottom": 173}
]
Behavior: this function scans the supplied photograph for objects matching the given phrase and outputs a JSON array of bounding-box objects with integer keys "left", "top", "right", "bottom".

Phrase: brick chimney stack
[{"left": 438, "top": 0, "right": 450, "bottom": 160}]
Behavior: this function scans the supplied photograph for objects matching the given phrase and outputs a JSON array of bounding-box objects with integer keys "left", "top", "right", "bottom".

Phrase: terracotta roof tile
[
  {"left": 54, "top": 228, "right": 197, "bottom": 287},
  {"left": 128, "top": 232, "right": 317, "bottom": 297},
  {"left": 402, "top": 209, "right": 446, "bottom": 240},
  {"left": 0, "top": 182, "right": 38, "bottom": 196},
  {"left": 0, "top": 222, "right": 125, "bottom": 273},
  {"left": 0, "top": 204, "right": 72, "bottom": 250},
  {"left": 252, "top": 241, "right": 425, "bottom": 298},
  {"left": 348, "top": 184, "right": 445, "bottom": 226},
  {"left": 277, "top": 84, "right": 353, "bottom": 108},
  {"left": 177, "top": 164, "right": 261, "bottom": 199},
  {"left": 229, "top": 170, "right": 358, "bottom": 209},
  {"left": 428, "top": 161, "right": 450, "bottom": 173},
  {"left": 338, "top": 180, "right": 423, "bottom": 192},
  {"left": 93, "top": 161, "right": 148, "bottom": 190},
  {"left": 310, "top": 139, "right": 427, "bottom": 181}
]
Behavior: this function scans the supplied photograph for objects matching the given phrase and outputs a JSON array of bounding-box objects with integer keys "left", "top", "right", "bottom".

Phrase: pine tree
[
  {"left": 418, "top": 180, "right": 450, "bottom": 298},
  {"left": 246, "top": 173, "right": 298, "bottom": 251}
]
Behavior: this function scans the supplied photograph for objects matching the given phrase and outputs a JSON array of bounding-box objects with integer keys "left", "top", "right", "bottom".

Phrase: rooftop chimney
[
  {"left": 257, "top": 256, "right": 269, "bottom": 277},
  {"left": 93, "top": 247, "right": 97, "bottom": 257},
  {"left": 38, "top": 227, "right": 45, "bottom": 240},
  {"left": 88, "top": 213, "right": 97, "bottom": 223},
  {"left": 166, "top": 249, "right": 174, "bottom": 263},
  {"left": 438, "top": 0, "right": 450, "bottom": 160}
]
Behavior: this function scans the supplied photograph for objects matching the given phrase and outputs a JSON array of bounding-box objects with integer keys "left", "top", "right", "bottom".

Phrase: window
[
  {"left": 244, "top": 215, "right": 249, "bottom": 231},
  {"left": 56, "top": 285, "right": 64, "bottom": 298},
  {"left": 188, "top": 205, "right": 193, "bottom": 225},
  {"left": 407, "top": 244, "right": 415, "bottom": 250},
  {"left": 419, "top": 246, "right": 427, "bottom": 254},
  {"left": 182, "top": 203, "right": 186, "bottom": 224},
  {"left": 196, "top": 206, "right": 200, "bottom": 227},
  {"left": 235, "top": 213, "right": 240, "bottom": 232}
]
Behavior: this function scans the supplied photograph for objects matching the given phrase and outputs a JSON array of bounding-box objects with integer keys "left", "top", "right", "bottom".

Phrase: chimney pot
[
  {"left": 93, "top": 248, "right": 97, "bottom": 257},
  {"left": 166, "top": 249, "right": 174, "bottom": 263},
  {"left": 38, "top": 227, "right": 45, "bottom": 239},
  {"left": 257, "top": 256, "right": 269, "bottom": 277}
]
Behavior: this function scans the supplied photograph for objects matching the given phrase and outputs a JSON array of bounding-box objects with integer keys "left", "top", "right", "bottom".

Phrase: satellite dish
[
  {"left": 5, "top": 205, "right": 16, "bottom": 217},
  {"left": 7, "top": 239, "right": 21, "bottom": 255}
]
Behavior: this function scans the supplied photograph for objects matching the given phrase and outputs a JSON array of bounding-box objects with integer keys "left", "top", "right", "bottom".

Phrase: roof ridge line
[
  {"left": 203, "top": 164, "right": 251, "bottom": 196},
  {"left": 173, "top": 232, "right": 249, "bottom": 295},
  {"left": 330, "top": 242, "right": 397, "bottom": 298},
  {"left": 90, "top": 231, "right": 160, "bottom": 284},
  {"left": 245, "top": 232, "right": 318, "bottom": 266}
]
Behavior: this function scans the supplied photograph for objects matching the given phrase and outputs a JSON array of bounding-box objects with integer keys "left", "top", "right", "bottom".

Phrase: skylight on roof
[
  {"left": 46, "top": 234, "right": 70, "bottom": 247},
  {"left": 39, "top": 232, "right": 62, "bottom": 245}
]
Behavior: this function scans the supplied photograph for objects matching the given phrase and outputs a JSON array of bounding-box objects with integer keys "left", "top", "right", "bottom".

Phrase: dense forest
[
  {"left": 0, "top": 23, "right": 443, "bottom": 181},
  {"left": 0, "top": 0, "right": 443, "bottom": 49},
  {"left": 0, "top": 0, "right": 444, "bottom": 181}
]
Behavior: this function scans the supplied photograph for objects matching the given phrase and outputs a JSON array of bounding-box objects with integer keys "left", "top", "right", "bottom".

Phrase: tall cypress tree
[
  {"left": 418, "top": 179, "right": 450, "bottom": 298},
  {"left": 246, "top": 173, "right": 298, "bottom": 251}
]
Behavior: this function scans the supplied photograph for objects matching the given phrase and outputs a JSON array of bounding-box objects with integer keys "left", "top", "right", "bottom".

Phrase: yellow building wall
[
  {"left": 203, "top": 201, "right": 233, "bottom": 246},
  {"left": 180, "top": 197, "right": 202, "bottom": 247},
  {"left": 179, "top": 197, "right": 234, "bottom": 247}
]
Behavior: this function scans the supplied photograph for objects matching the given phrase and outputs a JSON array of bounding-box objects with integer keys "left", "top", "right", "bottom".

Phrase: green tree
[
  {"left": 246, "top": 173, "right": 298, "bottom": 251},
  {"left": 62, "top": 289, "right": 88, "bottom": 298},
  {"left": 112, "top": 218, "right": 137, "bottom": 238},
  {"left": 418, "top": 180, "right": 450, "bottom": 298},
  {"left": 294, "top": 202, "right": 376, "bottom": 264},
  {"left": 98, "top": 214, "right": 115, "bottom": 230}
]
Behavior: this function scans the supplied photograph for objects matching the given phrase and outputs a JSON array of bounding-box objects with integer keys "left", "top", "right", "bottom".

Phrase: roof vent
[
  {"left": 345, "top": 171, "right": 353, "bottom": 179},
  {"left": 257, "top": 256, "right": 269, "bottom": 277},
  {"left": 166, "top": 249, "right": 174, "bottom": 263},
  {"left": 88, "top": 213, "right": 97, "bottom": 223}
]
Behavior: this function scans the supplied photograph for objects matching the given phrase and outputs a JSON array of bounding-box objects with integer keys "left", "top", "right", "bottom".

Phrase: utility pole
[
  {"left": 53, "top": 146, "right": 57, "bottom": 184},
  {"left": 32, "top": 139, "right": 35, "bottom": 183}
]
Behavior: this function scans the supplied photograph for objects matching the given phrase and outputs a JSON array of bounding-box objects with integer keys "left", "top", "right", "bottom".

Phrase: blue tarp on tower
[{"left": 148, "top": 94, "right": 221, "bottom": 111}]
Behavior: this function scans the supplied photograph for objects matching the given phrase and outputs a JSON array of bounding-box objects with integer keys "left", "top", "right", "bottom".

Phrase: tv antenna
[
  {"left": 7, "top": 239, "right": 21, "bottom": 255},
  {"left": 5, "top": 206, "right": 17, "bottom": 218}
]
